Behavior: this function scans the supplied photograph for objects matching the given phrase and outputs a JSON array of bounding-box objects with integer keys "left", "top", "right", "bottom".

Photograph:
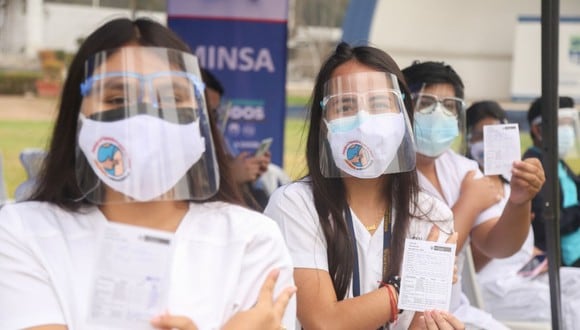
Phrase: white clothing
[
  {"left": 0, "top": 201, "right": 296, "bottom": 330},
  {"left": 255, "top": 163, "right": 291, "bottom": 196},
  {"left": 477, "top": 183, "right": 580, "bottom": 329},
  {"left": 264, "top": 178, "right": 455, "bottom": 330},
  {"left": 418, "top": 150, "right": 507, "bottom": 330}
]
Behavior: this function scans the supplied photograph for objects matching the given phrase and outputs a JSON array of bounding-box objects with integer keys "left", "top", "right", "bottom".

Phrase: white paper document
[
  {"left": 483, "top": 123, "right": 521, "bottom": 178},
  {"left": 398, "top": 238, "right": 456, "bottom": 312},
  {"left": 87, "top": 222, "right": 174, "bottom": 329}
]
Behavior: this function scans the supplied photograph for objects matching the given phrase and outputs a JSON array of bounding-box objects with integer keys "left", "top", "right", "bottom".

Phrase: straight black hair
[
  {"left": 306, "top": 42, "right": 418, "bottom": 299},
  {"left": 31, "top": 17, "right": 244, "bottom": 210}
]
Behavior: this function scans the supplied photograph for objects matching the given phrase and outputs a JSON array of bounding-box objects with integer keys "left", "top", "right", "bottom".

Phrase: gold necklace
[{"left": 365, "top": 224, "right": 377, "bottom": 233}]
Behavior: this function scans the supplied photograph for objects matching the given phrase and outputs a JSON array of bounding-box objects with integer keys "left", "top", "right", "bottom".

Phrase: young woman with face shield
[
  {"left": 466, "top": 100, "right": 580, "bottom": 329},
  {"left": 402, "top": 61, "right": 546, "bottom": 329},
  {"left": 264, "top": 42, "right": 464, "bottom": 330},
  {"left": 524, "top": 96, "right": 580, "bottom": 267},
  {"left": 0, "top": 18, "right": 296, "bottom": 330}
]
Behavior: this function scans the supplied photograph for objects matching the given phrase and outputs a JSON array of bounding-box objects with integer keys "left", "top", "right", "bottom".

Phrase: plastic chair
[
  {"left": 14, "top": 148, "right": 47, "bottom": 202},
  {"left": 462, "top": 245, "right": 552, "bottom": 330}
]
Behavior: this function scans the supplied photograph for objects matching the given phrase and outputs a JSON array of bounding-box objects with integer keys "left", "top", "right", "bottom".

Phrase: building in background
[{"left": 343, "top": 0, "right": 580, "bottom": 102}]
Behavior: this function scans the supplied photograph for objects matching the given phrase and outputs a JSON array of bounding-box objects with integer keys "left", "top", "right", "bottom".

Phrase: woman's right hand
[{"left": 222, "top": 268, "right": 297, "bottom": 330}]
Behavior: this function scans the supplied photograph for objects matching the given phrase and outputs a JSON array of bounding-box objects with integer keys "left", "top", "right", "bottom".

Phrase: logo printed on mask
[
  {"left": 342, "top": 142, "right": 372, "bottom": 170},
  {"left": 93, "top": 138, "right": 130, "bottom": 181}
]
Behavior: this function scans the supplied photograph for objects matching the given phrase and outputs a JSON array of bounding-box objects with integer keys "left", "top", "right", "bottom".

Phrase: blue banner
[{"left": 167, "top": 0, "right": 288, "bottom": 166}]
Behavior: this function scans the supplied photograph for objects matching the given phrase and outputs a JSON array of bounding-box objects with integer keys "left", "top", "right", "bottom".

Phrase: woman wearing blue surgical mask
[
  {"left": 466, "top": 100, "right": 580, "bottom": 329},
  {"left": 0, "top": 17, "right": 296, "bottom": 330},
  {"left": 402, "top": 61, "right": 545, "bottom": 330},
  {"left": 264, "top": 42, "right": 464, "bottom": 330}
]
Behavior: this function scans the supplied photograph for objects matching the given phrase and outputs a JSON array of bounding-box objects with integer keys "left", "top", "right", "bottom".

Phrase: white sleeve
[
  {"left": 469, "top": 166, "right": 503, "bottom": 228},
  {"left": 264, "top": 184, "right": 329, "bottom": 271},
  {"left": 235, "top": 219, "right": 296, "bottom": 329},
  {"left": 0, "top": 206, "right": 66, "bottom": 329}
]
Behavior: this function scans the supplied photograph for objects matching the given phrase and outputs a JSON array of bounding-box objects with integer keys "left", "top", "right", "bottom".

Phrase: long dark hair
[
  {"left": 31, "top": 17, "right": 244, "bottom": 210},
  {"left": 306, "top": 42, "right": 418, "bottom": 299}
]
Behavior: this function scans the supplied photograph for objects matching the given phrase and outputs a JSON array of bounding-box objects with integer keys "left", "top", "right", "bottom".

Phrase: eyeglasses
[
  {"left": 412, "top": 93, "right": 464, "bottom": 117},
  {"left": 321, "top": 89, "right": 403, "bottom": 120},
  {"left": 80, "top": 71, "right": 205, "bottom": 110}
]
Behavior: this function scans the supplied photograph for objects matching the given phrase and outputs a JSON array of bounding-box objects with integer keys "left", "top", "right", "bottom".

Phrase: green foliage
[
  {"left": 0, "top": 71, "right": 43, "bottom": 95},
  {"left": 286, "top": 94, "right": 310, "bottom": 107},
  {"left": 284, "top": 118, "right": 309, "bottom": 179}
]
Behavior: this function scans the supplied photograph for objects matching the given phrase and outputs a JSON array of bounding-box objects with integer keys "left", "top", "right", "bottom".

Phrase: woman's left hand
[
  {"left": 150, "top": 314, "right": 198, "bottom": 330},
  {"left": 509, "top": 158, "right": 545, "bottom": 205}
]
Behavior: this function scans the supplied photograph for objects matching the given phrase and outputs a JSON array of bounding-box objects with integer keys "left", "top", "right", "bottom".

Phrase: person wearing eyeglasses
[
  {"left": 402, "top": 61, "right": 545, "bottom": 329},
  {"left": 0, "top": 17, "right": 296, "bottom": 330}
]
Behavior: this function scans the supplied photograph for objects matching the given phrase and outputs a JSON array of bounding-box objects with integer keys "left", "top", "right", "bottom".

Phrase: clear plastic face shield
[
  {"left": 556, "top": 108, "right": 580, "bottom": 160},
  {"left": 412, "top": 84, "right": 466, "bottom": 158},
  {"left": 319, "top": 72, "right": 416, "bottom": 178},
  {"left": 76, "top": 47, "right": 219, "bottom": 204}
]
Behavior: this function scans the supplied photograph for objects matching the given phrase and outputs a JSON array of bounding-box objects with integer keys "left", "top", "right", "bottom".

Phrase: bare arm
[
  {"left": 472, "top": 159, "right": 544, "bottom": 258},
  {"left": 26, "top": 326, "right": 67, "bottom": 330},
  {"left": 294, "top": 268, "right": 395, "bottom": 330},
  {"left": 451, "top": 170, "right": 503, "bottom": 252}
]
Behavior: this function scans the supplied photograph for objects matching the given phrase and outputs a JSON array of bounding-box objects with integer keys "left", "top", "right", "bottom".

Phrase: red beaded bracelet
[{"left": 384, "top": 284, "right": 398, "bottom": 323}]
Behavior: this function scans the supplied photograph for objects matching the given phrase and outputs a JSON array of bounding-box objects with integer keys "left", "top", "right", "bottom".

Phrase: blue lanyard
[{"left": 345, "top": 205, "right": 392, "bottom": 297}]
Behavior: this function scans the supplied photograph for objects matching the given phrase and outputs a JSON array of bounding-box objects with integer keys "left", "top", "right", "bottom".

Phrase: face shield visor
[
  {"left": 557, "top": 108, "right": 580, "bottom": 159},
  {"left": 76, "top": 47, "right": 219, "bottom": 204},
  {"left": 319, "top": 72, "right": 416, "bottom": 178},
  {"left": 412, "top": 84, "right": 466, "bottom": 158}
]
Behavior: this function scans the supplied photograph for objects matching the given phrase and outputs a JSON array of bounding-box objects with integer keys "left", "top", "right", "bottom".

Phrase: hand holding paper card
[
  {"left": 483, "top": 124, "right": 521, "bottom": 179},
  {"left": 398, "top": 239, "right": 456, "bottom": 312}
]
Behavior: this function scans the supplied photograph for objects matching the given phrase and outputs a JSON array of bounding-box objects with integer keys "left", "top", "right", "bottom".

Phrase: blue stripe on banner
[{"left": 341, "top": 0, "right": 378, "bottom": 45}]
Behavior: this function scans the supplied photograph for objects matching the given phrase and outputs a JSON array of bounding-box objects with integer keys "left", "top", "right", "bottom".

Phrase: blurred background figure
[
  {"left": 466, "top": 100, "right": 580, "bottom": 329},
  {"left": 523, "top": 96, "right": 580, "bottom": 267},
  {"left": 201, "top": 68, "right": 290, "bottom": 211}
]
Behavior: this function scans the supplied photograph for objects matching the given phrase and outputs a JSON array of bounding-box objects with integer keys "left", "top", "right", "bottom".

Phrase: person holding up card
[
  {"left": 0, "top": 17, "right": 296, "bottom": 330},
  {"left": 524, "top": 96, "right": 580, "bottom": 268},
  {"left": 264, "top": 42, "right": 464, "bottom": 330},
  {"left": 402, "top": 62, "right": 545, "bottom": 329},
  {"left": 466, "top": 100, "right": 580, "bottom": 329}
]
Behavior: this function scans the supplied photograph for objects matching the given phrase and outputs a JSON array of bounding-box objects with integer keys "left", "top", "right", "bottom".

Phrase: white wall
[
  {"left": 0, "top": 0, "right": 27, "bottom": 55},
  {"left": 369, "top": 0, "right": 580, "bottom": 101},
  {"left": 43, "top": 3, "right": 166, "bottom": 53},
  {"left": 0, "top": 2, "right": 165, "bottom": 59}
]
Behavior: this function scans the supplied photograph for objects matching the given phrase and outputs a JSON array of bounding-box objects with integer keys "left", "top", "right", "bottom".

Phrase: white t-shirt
[
  {"left": 0, "top": 201, "right": 296, "bottom": 330},
  {"left": 264, "top": 179, "right": 455, "bottom": 330},
  {"left": 418, "top": 150, "right": 508, "bottom": 329}
]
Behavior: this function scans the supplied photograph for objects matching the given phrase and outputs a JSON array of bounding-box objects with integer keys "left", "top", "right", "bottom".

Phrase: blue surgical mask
[
  {"left": 326, "top": 111, "right": 371, "bottom": 133},
  {"left": 558, "top": 125, "right": 576, "bottom": 158},
  {"left": 414, "top": 105, "right": 459, "bottom": 157},
  {"left": 469, "top": 141, "right": 484, "bottom": 168}
]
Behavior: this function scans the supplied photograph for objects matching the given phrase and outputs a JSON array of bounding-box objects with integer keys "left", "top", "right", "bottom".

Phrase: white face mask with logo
[
  {"left": 326, "top": 112, "right": 405, "bottom": 178},
  {"left": 78, "top": 114, "right": 205, "bottom": 201}
]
